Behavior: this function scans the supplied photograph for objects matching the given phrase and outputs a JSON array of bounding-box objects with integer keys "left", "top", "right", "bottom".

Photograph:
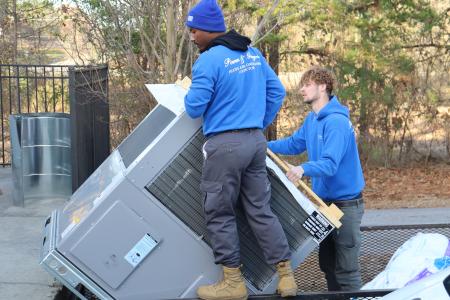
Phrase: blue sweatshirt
[
  {"left": 268, "top": 96, "right": 365, "bottom": 201},
  {"left": 184, "top": 33, "right": 285, "bottom": 136}
]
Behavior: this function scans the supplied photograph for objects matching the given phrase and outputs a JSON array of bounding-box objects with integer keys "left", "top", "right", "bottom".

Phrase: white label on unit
[{"left": 124, "top": 233, "right": 158, "bottom": 267}]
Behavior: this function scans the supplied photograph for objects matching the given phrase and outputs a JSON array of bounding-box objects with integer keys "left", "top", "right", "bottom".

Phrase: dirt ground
[{"left": 363, "top": 162, "right": 450, "bottom": 209}]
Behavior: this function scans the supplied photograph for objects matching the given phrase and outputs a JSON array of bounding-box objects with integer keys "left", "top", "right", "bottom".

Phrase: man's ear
[{"left": 319, "top": 83, "right": 327, "bottom": 93}]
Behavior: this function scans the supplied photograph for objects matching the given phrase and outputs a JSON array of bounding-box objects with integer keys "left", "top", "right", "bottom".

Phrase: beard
[{"left": 303, "top": 97, "right": 315, "bottom": 105}]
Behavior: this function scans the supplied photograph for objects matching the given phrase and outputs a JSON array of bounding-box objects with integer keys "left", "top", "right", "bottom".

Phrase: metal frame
[
  {"left": 361, "top": 223, "right": 450, "bottom": 231},
  {"left": 240, "top": 289, "right": 394, "bottom": 299}
]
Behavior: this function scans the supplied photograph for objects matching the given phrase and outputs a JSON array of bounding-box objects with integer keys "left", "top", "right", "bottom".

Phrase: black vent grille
[{"left": 147, "top": 130, "right": 312, "bottom": 291}]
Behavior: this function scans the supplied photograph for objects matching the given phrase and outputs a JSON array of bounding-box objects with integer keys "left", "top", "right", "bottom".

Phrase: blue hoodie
[
  {"left": 184, "top": 31, "right": 285, "bottom": 136},
  {"left": 268, "top": 96, "right": 365, "bottom": 201}
]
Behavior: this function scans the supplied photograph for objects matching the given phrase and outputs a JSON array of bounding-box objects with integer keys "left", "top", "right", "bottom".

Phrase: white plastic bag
[{"left": 363, "top": 232, "right": 450, "bottom": 289}]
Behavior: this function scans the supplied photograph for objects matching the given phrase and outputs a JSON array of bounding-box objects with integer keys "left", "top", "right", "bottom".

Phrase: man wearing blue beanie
[{"left": 184, "top": 1, "right": 298, "bottom": 299}]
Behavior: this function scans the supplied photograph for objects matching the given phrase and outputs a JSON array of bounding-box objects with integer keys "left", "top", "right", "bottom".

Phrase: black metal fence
[
  {"left": 1, "top": 63, "right": 110, "bottom": 195},
  {"left": 0, "top": 64, "right": 71, "bottom": 166},
  {"left": 0, "top": 64, "right": 110, "bottom": 177}
]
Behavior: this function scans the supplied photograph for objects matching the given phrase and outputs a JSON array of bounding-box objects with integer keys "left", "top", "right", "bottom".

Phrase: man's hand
[
  {"left": 286, "top": 163, "right": 304, "bottom": 183},
  {"left": 175, "top": 76, "right": 192, "bottom": 90}
]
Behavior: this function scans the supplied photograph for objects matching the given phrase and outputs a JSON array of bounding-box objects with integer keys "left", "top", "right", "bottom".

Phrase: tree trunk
[
  {"left": 358, "top": 68, "right": 370, "bottom": 160},
  {"left": 165, "top": 0, "right": 176, "bottom": 82},
  {"left": 12, "top": 0, "right": 18, "bottom": 63},
  {"left": 263, "top": 21, "right": 280, "bottom": 141}
]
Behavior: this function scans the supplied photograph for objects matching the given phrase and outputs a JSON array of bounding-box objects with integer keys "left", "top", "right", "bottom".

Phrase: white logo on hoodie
[{"left": 224, "top": 57, "right": 242, "bottom": 67}]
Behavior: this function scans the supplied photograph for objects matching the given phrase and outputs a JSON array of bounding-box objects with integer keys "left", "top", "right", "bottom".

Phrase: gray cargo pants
[
  {"left": 200, "top": 128, "right": 291, "bottom": 267},
  {"left": 319, "top": 199, "right": 364, "bottom": 291}
]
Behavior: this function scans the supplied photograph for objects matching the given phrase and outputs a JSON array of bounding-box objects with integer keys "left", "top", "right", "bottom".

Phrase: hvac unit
[{"left": 40, "top": 83, "right": 336, "bottom": 299}]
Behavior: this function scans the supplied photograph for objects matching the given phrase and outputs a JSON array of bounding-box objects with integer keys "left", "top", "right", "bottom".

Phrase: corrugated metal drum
[{"left": 10, "top": 113, "right": 71, "bottom": 206}]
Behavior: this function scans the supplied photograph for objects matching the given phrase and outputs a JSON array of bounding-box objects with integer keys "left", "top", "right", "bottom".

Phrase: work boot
[
  {"left": 276, "top": 260, "right": 298, "bottom": 297},
  {"left": 197, "top": 265, "right": 248, "bottom": 300}
]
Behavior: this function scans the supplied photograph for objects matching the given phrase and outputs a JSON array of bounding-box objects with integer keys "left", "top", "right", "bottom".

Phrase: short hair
[{"left": 300, "top": 66, "right": 336, "bottom": 95}]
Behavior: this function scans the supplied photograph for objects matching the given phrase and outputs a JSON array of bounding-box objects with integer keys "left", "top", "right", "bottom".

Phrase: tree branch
[
  {"left": 389, "top": 43, "right": 450, "bottom": 50},
  {"left": 252, "top": 20, "right": 279, "bottom": 47},
  {"left": 280, "top": 48, "right": 328, "bottom": 57},
  {"left": 251, "top": 0, "right": 280, "bottom": 43}
]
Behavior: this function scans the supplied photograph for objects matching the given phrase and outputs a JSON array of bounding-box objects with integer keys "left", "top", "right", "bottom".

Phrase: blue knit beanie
[{"left": 186, "top": 0, "right": 226, "bottom": 32}]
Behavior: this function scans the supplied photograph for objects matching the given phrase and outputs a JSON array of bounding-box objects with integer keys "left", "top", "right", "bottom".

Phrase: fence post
[{"left": 69, "top": 65, "right": 110, "bottom": 192}]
